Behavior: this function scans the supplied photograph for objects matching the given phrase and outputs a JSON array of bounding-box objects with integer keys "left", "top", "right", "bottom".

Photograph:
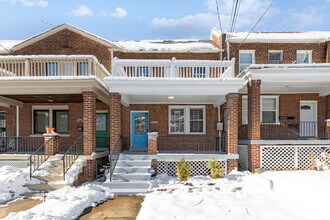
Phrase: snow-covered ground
[
  {"left": 4, "top": 183, "right": 113, "bottom": 220},
  {"left": 0, "top": 165, "right": 41, "bottom": 204},
  {"left": 138, "top": 170, "right": 330, "bottom": 220}
]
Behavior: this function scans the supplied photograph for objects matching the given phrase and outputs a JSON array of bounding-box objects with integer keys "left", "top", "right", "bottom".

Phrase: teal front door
[
  {"left": 96, "top": 113, "right": 109, "bottom": 148},
  {"left": 131, "top": 112, "right": 148, "bottom": 149}
]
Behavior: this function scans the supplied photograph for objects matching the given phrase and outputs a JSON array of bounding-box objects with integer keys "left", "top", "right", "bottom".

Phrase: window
[
  {"left": 78, "top": 62, "right": 89, "bottom": 76},
  {"left": 193, "top": 67, "right": 207, "bottom": 78},
  {"left": 53, "top": 110, "right": 68, "bottom": 133},
  {"left": 296, "top": 50, "right": 312, "bottom": 64},
  {"left": 242, "top": 96, "right": 248, "bottom": 125},
  {"left": 239, "top": 50, "right": 255, "bottom": 73},
  {"left": 46, "top": 62, "right": 58, "bottom": 76},
  {"left": 261, "top": 97, "right": 279, "bottom": 123},
  {"left": 268, "top": 51, "right": 283, "bottom": 64},
  {"left": 34, "top": 110, "right": 49, "bottom": 134},
  {"left": 169, "top": 106, "right": 205, "bottom": 134},
  {"left": 136, "top": 66, "right": 149, "bottom": 77},
  {"left": 33, "top": 107, "right": 69, "bottom": 134}
]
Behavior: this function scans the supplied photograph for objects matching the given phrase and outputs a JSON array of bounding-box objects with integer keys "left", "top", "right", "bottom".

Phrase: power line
[
  {"left": 231, "top": 0, "right": 241, "bottom": 35},
  {"left": 233, "top": 0, "right": 276, "bottom": 55},
  {"left": 215, "top": 0, "right": 222, "bottom": 32}
]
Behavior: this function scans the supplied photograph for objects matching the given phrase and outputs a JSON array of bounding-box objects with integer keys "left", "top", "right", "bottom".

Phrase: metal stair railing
[
  {"left": 62, "top": 135, "right": 83, "bottom": 181},
  {"left": 29, "top": 136, "right": 55, "bottom": 179}
]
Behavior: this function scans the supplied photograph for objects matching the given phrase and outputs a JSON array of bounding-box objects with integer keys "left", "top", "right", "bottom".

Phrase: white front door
[{"left": 300, "top": 101, "right": 317, "bottom": 138}]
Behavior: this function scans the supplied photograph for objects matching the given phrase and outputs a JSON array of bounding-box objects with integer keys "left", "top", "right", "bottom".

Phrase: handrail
[
  {"left": 62, "top": 135, "right": 83, "bottom": 180},
  {"left": 29, "top": 136, "right": 55, "bottom": 179},
  {"left": 108, "top": 137, "right": 122, "bottom": 182}
]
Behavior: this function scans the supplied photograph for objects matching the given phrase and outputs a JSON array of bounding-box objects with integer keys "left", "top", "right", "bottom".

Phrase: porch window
[
  {"left": 239, "top": 50, "right": 255, "bottom": 73},
  {"left": 268, "top": 51, "right": 283, "bottom": 64},
  {"left": 193, "top": 67, "right": 206, "bottom": 78},
  {"left": 34, "top": 110, "right": 49, "bottom": 134},
  {"left": 261, "top": 97, "right": 279, "bottom": 123},
  {"left": 53, "top": 110, "right": 69, "bottom": 133},
  {"left": 46, "top": 62, "right": 58, "bottom": 76},
  {"left": 169, "top": 106, "right": 205, "bottom": 134},
  {"left": 78, "top": 62, "right": 89, "bottom": 76},
  {"left": 242, "top": 96, "right": 248, "bottom": 125},
  {"left": 296, "top": 50, "right": 312, "bottom": 64}
]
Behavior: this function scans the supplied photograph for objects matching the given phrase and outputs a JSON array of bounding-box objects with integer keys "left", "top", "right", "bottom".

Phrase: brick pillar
[
  {"left": 86, "top": 160, "right": 97, "bottom": 181},
  {"left": 247, "top": 80, "right": 261, "bottom": 172},
  {"left": 226, "top": 94, "right": 239, "bottom": 172},
  {"left": 83, "top": 91, "right": 96, "bottom": 155},
  {"left": 110, "top": 93, "right": 122, "bottom": 154},
  {"left": 148, "top": 132, "right": 158, "bottom": 155},
  {"left": 44, "top": 134, "right": 60, "bottom": 155}
]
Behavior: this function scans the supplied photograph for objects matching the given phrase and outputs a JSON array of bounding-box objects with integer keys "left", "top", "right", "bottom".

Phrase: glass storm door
[
  {"left": 131, "top": 112, "right": 148, "bottom": 149},
  {"left": 96, "top": 113, "right": 109, "bottom": 148}
]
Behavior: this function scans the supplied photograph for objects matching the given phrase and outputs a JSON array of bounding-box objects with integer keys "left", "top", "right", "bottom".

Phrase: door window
[
  {"left": 96, "top": 114, "right": 107, "bottom": 131},
  {"left": 135, "top": 115, "right": 146, "bottom": 135},
  {"left": 0, "top": 113, "right": 5, "bottom": 137}
]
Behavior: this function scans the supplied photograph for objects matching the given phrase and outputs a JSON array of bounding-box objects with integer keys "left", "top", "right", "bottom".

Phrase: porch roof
[{"left": 239, "top": 64, "right": 330, "bottom": 96}]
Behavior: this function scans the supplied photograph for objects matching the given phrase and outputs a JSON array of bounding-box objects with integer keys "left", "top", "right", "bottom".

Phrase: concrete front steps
[
  {"left": 105, "top": 153, "right": 153, "bottom": 195},
  {"left": 26, "top": 155, "right": 86, "bottom": 192}
]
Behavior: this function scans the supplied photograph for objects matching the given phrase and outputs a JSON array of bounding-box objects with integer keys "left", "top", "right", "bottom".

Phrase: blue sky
[{"left": 0, "top": 0, "right": 330, "bottom": 40}]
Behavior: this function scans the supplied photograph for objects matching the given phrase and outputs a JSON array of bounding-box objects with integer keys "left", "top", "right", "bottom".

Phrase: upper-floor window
[
  {"left": 239, "top": 50, "right": 255, "bottom": 73},
  {"left": 242, "top": 96, "right": 248, "bottom": 125},
  {"left": 193, "top": 67, "right": 207, "bottom": 78},
  {"left": 268, "top": 51, "right": 283, "bottom": 64},
  {"left": 296, "top": 50, "right": 312, "bottom": 64}
]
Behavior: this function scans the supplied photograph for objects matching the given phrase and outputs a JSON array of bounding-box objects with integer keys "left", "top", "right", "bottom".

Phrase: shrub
[
  {"left": 176, "top": 158, "right": 191, "bottom": 182},
  {"left": 207, "top": 158, "right": 225, "bottom": 179}
]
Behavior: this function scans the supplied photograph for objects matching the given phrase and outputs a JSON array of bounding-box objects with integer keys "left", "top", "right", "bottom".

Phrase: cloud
[
  {"left": 151, "top": 0, "right": 278, "bottom": 38},
  {"left": 72, "top": 5, "right": 93, "bottom": 17},
  {"left": 281, "top": 7, "right": 324, "bottom": 30},
  {"left": 0, "top": 0, "right": 48, "bottom": 7},
  {"left": 100, "top": 7, "right": 128, "bottom": 19}
]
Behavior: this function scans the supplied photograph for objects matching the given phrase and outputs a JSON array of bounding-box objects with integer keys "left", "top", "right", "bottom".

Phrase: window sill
[{"left": 30, "top": 134, "right": 70, "bottom": 137}]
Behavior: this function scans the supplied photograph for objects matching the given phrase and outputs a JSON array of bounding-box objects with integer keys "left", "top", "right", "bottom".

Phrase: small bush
[
  {"left": 207, "top": 158, "right": 225, "bottom": 179},
  {"left": 176, "top": 158, "right": 191, "bottom": 182}
]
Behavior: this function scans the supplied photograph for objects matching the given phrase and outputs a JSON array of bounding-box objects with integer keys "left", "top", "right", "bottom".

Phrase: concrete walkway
[
  {"left": 81, "top": 196, "right": 144, "bottom": 220},
  {"left": 0, "top": 198, "right": 42, "bottom": 219}
]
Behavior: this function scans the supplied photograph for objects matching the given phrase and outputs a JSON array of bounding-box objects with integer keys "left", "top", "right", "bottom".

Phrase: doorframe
[
  {"left": 96, "top": 111, "right": 109, "bottom": 149},
  {"left": 130, "top": 110, "right": 149, "bottom": 149},
  {"left": 299, "top": 100, "right": 318, "bottom": 122}
]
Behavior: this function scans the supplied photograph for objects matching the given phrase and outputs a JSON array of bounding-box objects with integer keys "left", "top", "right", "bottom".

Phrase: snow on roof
[
  {"left": 110, "top": 40, "right": 221, "bottom": 52},
  {"left": 226, "top": 31, "right": 330, "bottom": 43},
  {"left": 0, "top": 40, "right": 22, "bottom": 53}
]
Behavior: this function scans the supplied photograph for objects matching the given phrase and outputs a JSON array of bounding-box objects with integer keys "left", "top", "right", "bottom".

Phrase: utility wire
[
  {"left": 215, "top": 0, "right": 223, "bottom": 32},
  {"left": 231, "top": 0, "right": 241, "bottom": 35},
  {"left": 233, "top": 0, "right": 276, "bottom": 55}
]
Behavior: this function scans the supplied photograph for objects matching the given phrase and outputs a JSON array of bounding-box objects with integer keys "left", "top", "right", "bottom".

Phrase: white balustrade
[
  {"left": 0, "top": 55, "right": 110, "bottom": 79},
  {"left": 112, "top": 57, "right": 235, "bottom": 79}
]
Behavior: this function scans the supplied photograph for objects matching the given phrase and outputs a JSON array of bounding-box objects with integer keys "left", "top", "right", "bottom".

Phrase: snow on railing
[
  {"left": 0, "top": 55, "right": 110, "bottom": 79},
  {"left": 112, "top": 57, "right": 235, "bottom": 79}
]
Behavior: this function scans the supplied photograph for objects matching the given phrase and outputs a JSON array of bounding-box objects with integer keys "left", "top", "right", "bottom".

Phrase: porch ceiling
[{"left": 240, "top": 65, "right": 330, "bottom": 96}]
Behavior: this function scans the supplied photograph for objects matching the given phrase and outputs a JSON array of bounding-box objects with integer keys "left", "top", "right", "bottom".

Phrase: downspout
[{"left": 16, "top": 105, "right": 19, "bottom": 151}]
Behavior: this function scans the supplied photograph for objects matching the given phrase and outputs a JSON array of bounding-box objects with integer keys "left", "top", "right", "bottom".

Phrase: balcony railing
[
  {"left": 0, "top": 55, "right": 110, "bottom": 79},
  {"left": 112, "top": 57, "right": 235, "bottom": 79}
]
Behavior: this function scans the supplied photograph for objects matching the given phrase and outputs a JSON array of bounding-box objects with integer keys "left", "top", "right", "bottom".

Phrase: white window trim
[
  {"left": 239, "top": 50, "right": 255, "bottom": 73},
  {"left": 168, "top": 106, "right": 206, "bottom": 135},
  {"left": 32, "top": 105, "right": 69, "bottom": 134},
  {"left": 260, "top": 96, "right": 279, "bottom": 124},
  {"left": 242, "top": 95, "right": 248, "bottom": 125},
  {"left": 268, "top": 50, "right": 283, "bottom": 63},
  {"left": 296, "top": 50, "right": 313, "bottom": 64}
]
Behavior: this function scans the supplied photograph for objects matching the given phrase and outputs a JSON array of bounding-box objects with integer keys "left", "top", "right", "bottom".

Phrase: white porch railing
[
  {"left": 112, "top": 57, "right": 235, "bottom": 79},
  {"left": 0, "top": 55, "right": 110, "bottom": 79}
]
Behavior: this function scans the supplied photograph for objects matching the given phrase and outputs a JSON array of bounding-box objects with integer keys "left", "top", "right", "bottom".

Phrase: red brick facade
[
  {"left": 83, "top": 91, "right": 97, "bottom": 155},
  {"left": 109, "top": 93, "right": 122, "bottom": 154}
]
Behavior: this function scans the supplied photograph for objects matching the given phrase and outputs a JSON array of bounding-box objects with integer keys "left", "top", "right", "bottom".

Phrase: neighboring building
[{"left": 212, "top": 29, "right": 330, "bottom": 171}]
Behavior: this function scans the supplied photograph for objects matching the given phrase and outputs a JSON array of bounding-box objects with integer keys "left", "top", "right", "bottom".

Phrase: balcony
[
  {"left": 0, "top": 55, "right": 110, "bottom": 79},
  {"left": 112, "top": 57, "right": 235, "bottom": 79}
]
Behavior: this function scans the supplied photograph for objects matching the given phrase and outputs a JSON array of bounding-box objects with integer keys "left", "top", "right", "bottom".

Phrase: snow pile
[
  {"left": 138, "top": 170, "right": 330, "bottom": 220},
  {"left": 5, "top": 182, "right": 114, "bottom": 220},
  {"left": 0, "top": 165, "right": 41, "bottom": 204},
  {"left": 111, "top": 40, "right": 219, "bottom": 52},
  {"left": 0, "top": 40, "right": 22, "bottom": 53},
  {"left": 58, "top": 158, "right": 86, "bottom": 185}
]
